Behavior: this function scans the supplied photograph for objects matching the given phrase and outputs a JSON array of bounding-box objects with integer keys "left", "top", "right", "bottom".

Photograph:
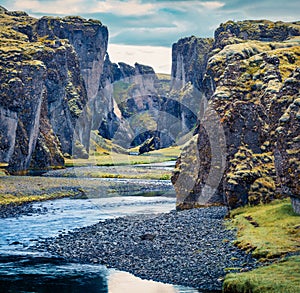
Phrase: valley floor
[
  {"left": 35, "top": 206, "right": 260, "bottom": 291},
  {"left": 0, "top": 157, "right": 299, "bottom": 292}
]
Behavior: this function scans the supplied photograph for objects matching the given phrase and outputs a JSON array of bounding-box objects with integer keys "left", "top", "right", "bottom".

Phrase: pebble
[
  {"left": 35, "top": 206, "right": 262, "bottom": 291},
  {"left": 0, "top": 203, "right": 48, "bottom": 218}
]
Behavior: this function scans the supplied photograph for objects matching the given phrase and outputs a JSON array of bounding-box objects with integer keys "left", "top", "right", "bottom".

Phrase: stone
[{"left": 171, "top": 20, "right": 300, "bottom": 210}]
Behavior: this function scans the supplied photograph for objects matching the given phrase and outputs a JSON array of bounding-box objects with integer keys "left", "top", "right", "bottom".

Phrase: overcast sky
[{"left": 1, "top": 0, "right": 299, "bottom": 73}]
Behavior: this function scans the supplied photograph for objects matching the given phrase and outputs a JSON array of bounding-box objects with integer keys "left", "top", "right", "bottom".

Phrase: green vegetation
[
  {"left": 225, "top": 146, "right": 282, "bottom": 207},
  {"left": 113, "top": 81, "right": 132, "bottom": 104},
  {"left": 156, "top": 73, "right": 171, "bottom": 80},
  {"left": 67, "top": 142, "right": 181, "bottom": 167},
  {"left": 0, "top": 169, "right": 8, "bottom": 176},
  {"left": 0, "top": 192, "right": 74, "bottom": 206},
  {"left": 224, "top": 256, "right": 300, "bottom": 293},
  {"left": 57, "top": 166, "right": 172, "bottom": 180},
  {"left": 228, "top": 199, "right": 300, "bottom": 258},
  {"left": 224, "top": 199, "right": 300, "bottom": 292},
  {"left": 129, "top": 112, "right": 157, "bottom": 132}
]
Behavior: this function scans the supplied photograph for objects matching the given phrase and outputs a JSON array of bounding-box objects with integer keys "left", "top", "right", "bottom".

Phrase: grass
[
  {"left": 68, "top": 171, "right": 172, "bottom": 180},
  {"left": 227, "top": 198, "right": 300, "bottom": 258},
  {"left": 0, "top": 169, "right": 8, "bottom": 176},
  {"left": 156, "top": 73, "right": 171, "bottom": 80},
  {"left": 223, "top": 256, "right": 300, "bottom": 293},
  {"left": 0, "top": 192, "right": 75, "bottom": 206},
  {"left": 224, "top": 199, "right": 300, "bottom": 292},
  {"left": 57, "top": 162, "right": 174, "bottom": 180},
  {"left": 65, "top": 145, "right": 181, "bottom": 167}
]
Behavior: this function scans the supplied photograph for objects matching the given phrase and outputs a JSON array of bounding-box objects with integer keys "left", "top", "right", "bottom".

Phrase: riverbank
[
  {"left": 0, "top": 156, "right": 176, "bottom": 208},
  {"left": 43, "top": 162, "right": 175, "bottom": 180},
  {"left": 66, "top": 145, "right": 181, "bottom": 167},
  {"left": 223, "top": 199, "right": 300, "bottom": 293},
  {"left": 35, "top": 206, "right": 261, "bottom": 291},
  {"left": 0, "top": 175, "right": 173, "bottom": 217}
]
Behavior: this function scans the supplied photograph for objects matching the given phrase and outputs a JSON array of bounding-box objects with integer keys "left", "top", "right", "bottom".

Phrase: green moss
[
  {"left": 223, "top": 256, "right": 300, "bottom": 293},
  {"left": 0, "top": 192, "right": 74, "bottom": 206},
  {"left": 113, "top": 81, "right": 132, "bottom": 104},
  {"left": 228, "top": 199, "right": 300, "bottom": 259},
  {"left": 73, "top": 140, "right": 89, "bottom": 159},
  {"left": 130, "top": 112, "right": 157, "bottom": 131}
]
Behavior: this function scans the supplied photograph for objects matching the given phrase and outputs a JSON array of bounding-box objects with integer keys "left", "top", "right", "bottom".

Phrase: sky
[{"left": 1, "top": 0, "right": 299, "bottom": 73}]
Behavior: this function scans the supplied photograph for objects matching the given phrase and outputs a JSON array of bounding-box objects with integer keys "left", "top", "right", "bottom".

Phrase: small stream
[{"left": 0, "top": 165, "right": 199, "bottom": 293}]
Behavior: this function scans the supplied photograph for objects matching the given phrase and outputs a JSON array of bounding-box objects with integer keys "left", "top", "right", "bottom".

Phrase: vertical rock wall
[
  {"left": 171, "top": 20, "right": 300, "bottom": 211},
  {"left": 0, "top": 9, "right": 108, "bottom": 172}
]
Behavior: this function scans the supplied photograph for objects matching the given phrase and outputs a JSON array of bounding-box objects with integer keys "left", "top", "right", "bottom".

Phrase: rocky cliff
[
  {"left": 171, "top": 36, "right": 213, "bottom": 91},
  {"left": 171, "top": 20, "right": 300, "bottom": 213},
  {"left": 93, "top": 57, "right": 197, "bottom": 151},
  {"left": 0, "top": 6, "right": 197, "bottom": 172},
  {"left": 0, "top": 8, "right": 108, "bottom": 172}
]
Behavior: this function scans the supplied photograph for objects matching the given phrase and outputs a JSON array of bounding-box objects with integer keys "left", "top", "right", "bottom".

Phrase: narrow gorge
[
  {"left": 1, "top": 6, "right": 300, "bottom": 214},
  {"left": 0, "top": 4, "right": 300, "bottom": 293}
]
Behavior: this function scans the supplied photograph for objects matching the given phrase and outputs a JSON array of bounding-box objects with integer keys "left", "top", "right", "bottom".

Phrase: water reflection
[
  {"left": 109, "top": 270, "right": 178, "bottom": 293},
  {"left": 0, "top": 185, "right": 198, "bottom": 293},
  {"left": 0, "top": 255, "right": 199, "bottom": 293},
  {"left": 0, "top": 255, "right": 108, "bottom": 293}
]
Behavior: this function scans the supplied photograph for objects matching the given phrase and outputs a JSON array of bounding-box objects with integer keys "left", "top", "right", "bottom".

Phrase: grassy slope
[
  {"left": 223, "top": 199, "right": 300, "bottom": 292},
  {"left": 224, "top": 256, "right": 300, "bottom": 293},
  {"left": 66, "top": 145, "right": 181, "bottom": 167}
]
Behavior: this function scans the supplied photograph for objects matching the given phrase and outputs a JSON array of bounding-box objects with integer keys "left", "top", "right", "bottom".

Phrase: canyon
[{"left": 0, "top": 6, "right": 299, "bottom": 213}]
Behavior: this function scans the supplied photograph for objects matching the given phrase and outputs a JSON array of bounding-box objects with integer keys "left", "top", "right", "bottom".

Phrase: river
[{"left": 0, "top": 164, "right": 200, "bottom": 293}]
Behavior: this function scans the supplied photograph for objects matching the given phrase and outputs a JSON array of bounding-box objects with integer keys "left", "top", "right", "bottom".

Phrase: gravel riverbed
[{"left": 36, "top": 206, "right": 261, "bottom": 291}]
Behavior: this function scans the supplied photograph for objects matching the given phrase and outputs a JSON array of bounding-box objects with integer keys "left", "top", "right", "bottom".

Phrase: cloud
[
  {"left": 5, "top": 0, "right": 157, "bottom": 16},
  {"left": 4, "top": 0, "right": 84, "bottom": 15},
  {"left": 108, "top": 44, "right": 171, "bottom": 73},
  {"left": 2, "top": 0, "right": 299, "bottom": 47},
  {"left": 200, "top": 1, "right": 224, "bottom": 9},
  {"left": 92, "top": 0, "right": 156, "bottom": 16}
]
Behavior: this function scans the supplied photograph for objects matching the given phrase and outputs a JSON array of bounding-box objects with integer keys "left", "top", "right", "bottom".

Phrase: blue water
[{"left": 0, "top": 178, "right": 199, "bottom": 293}]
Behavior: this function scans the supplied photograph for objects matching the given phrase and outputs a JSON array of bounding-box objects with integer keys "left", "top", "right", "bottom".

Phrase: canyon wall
[
  {"left": 0, "top": 8, "right": 108, "bottom": 172},
  {"left": 171, "top": 20, "right": 300, "bottom": 212},
  {"left": 0, "top": 7, "right": 196, "bottom": 172}
]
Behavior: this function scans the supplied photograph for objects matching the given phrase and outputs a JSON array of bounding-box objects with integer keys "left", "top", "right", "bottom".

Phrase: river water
[{"left": 0, "top": 166, "right": 199, "bottom": 293}]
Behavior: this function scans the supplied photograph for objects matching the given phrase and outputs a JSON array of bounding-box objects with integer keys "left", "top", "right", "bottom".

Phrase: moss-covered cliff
[
  {"left": 92, "top": 56, "right": 197, "bottom": 151},
  {"left": 171, "top": 20, "right": 300, "bottom": 213},
  {"left": 0, "top": 8, "right": 108, "bottom": 173}
]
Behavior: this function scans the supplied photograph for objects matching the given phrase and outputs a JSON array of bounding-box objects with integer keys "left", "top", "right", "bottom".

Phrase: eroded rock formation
[
  {"left": 171, "top": 20, "right": 300, "bottom": 212},
  {"left": 0, "top": 8, "right": 108, "bottom": 172}
]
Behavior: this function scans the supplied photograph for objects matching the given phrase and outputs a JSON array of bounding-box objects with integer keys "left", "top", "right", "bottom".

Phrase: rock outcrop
[
  {"left": 0, "top": 7, "right": 197, "bottom": 173},
  {"left": 0, "top": 8, "right": 108, "bottom": 172},
  {"left": 274, "top": 68, "right": 300, "bottom": 214},
  {"left": 171, "top": 36, "right": 213, "bottom": 90},
  {"left": 93, "top": 57, "right": 197, "bottom": 150},
  {"left": 171, "top": 20, "right": 300, "bottom": 212}
]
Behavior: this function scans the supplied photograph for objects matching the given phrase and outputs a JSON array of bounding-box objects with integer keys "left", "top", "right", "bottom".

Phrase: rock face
[
  {"left": 171, "top": 20, "right": 300, "bottom": 212},
  {"left": 275, "top": 68, "right": 300, "bottom": 214},
  {"left": 35, "top": 16, "right": 108, "bottom": 100},
  {"left": 0, "top": 8, "right": 108, "bottom": 172},
  {"left": 0, "top": 7, "right": 197, "bottom": 172},
  {"left": 171, "top": 36, "right": 213, "bottom": 91},
  {"left": 93, "top": 56, "right": 197, "bottom": 150}
]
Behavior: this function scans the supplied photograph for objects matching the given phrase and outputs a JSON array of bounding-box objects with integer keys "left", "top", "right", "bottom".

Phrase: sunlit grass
[
  {"left": 0, "top": 191, "right": 75, "bottom": 206},
  {"left": 223, "top": 256, "right": 300, "bottom": 293},
  {"left": 66, "top": 145, "right": 181, "bottom": 167},
  {"left": 227, "top": 198, "right": 300, "bottom": 258},
  {"left": 224, "top": 199, "right": 300, "bottom": 292}
]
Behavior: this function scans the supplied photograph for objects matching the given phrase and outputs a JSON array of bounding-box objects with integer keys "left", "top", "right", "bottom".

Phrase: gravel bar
[{"left": 36, "top": 206, "right": 261, "bottom": 291}]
